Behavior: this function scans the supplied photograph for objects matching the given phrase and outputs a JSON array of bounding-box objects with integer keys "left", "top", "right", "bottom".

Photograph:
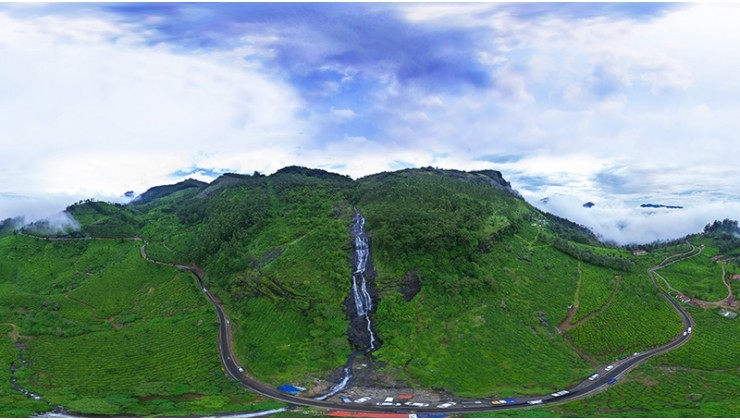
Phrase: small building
[
  {"left": 632, "top": 249, "right": 647, "bottom": 256},
  {"left": 731, "top": 274, "right": 740, "bottom": 280}
]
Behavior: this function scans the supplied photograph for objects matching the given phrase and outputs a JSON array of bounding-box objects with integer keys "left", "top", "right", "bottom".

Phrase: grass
[
  {"left": 0, "top": 325, "right": 50, "bottom": 417},
  {"left": 655, "top": 242, "right": 728, "bottom": 302},
  {"left": 552, "top": 362, "right": 740, "bottom": 417},
  {"left": 656, "top": 308, "right": 740, "bottom": 371},
  {"left": 466, "top": 362, "right": 740, "bottom": 417},
  {"left": 3, "top": 167, "right": 739, "bottom": 418},
  {"left": 0, "top": 234, "right": 258, "bottom": 417},
  {"left": 567, "top": 271, "right": 683, "bottom": 357},
  {"left": 570, "top": 264, "right": 620, "bottom": 324},
  {"left": 371, "top": 217, "right": 597, "bottom": 396}
]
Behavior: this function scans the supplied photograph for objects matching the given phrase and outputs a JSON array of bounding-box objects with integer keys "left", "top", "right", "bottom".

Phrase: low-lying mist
[{"left": 529, "top": 193, "right": 740, "bottom": 245}]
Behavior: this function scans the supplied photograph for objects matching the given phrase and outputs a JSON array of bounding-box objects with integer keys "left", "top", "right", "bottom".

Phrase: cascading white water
[
  {"left": 314, "top": 210, "right": 378, "bottom": 400},
  {"left": 351, "top": 213, "right": 377, "bottom": 350}
]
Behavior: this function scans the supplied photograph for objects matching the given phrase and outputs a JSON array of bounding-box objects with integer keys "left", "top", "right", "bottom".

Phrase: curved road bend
[{"left": 146, "top": 243, "right": 697, "bottom": 415}]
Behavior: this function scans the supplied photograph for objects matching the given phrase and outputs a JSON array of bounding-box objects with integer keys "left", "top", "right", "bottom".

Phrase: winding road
[
  {"left": 17, "top": 231, "right": 698, "bottom": 415},
  {"left": 140, "top": 241, "right": 698, "bottom": 415}
]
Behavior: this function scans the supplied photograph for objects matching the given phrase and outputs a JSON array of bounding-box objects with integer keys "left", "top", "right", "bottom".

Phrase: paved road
[
  {"left": 19, "top": 231, "right": 698, "bottom": 414},
  {"left": 152, "top": 243, "right": 697, "bottom": 415}
]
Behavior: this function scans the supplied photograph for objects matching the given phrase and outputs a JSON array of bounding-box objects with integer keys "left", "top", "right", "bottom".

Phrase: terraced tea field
[{"left": 0, "top": 234, "right": 259, "bottom": 416}]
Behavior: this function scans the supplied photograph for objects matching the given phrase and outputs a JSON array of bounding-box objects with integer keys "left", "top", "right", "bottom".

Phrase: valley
[{"left": 1, "top": 167, "right": 738, "bottom": 417}]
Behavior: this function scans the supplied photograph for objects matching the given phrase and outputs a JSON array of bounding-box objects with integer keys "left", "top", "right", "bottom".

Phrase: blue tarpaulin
[{"left": 277, "top": 384, "right": 305, "bottom": 395}]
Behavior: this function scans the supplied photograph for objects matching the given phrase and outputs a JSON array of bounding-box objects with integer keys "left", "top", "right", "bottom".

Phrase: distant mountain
[
  {"left": 131, "top": 178, "right": 208, "bottom": 205},
  {"left": 640, "top": 203, "right": 683, "bottom": 209}
]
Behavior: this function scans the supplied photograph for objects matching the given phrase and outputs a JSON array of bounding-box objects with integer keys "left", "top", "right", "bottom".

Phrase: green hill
[{"left": 0, "top": 166, "right": 737, "bottom": 417}]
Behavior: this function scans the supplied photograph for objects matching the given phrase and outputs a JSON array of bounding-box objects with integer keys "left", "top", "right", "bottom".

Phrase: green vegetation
[
  {"left": 569, "top": 264, "right": 619, "bottom": 324},
  {"left": 3, "top": 166, "right": 738, "bottom": 417},
  {"left": 472, "top": 362, "right": 739, "bottom": 417},
  {"left": 0, "top": 235, "right": 257, "bottom": 416},
  {"left": 655, "top": 242, "right": 728, "bottom": 302},
  {"left": 554, "top": 362, "right": 739, "bottom": 417}
]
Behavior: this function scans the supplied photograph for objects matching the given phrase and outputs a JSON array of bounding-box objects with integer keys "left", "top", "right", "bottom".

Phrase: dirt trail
[
  {"left": 558, "top": 263, "right": 583, "bottom": 330},
  {"left": 656, "top": 248, "right": 737, "bottom": 311},
  {"left": 559, "top": 268, "right": 622, "bottom": 332},
  {"left": 0, "top": 323, "right": 22, "bottom": 342}
]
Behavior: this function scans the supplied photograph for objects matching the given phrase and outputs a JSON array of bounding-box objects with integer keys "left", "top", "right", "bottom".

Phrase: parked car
[
  {"left": 437, "top": 402, "right": 456, "bottom": 408},
  {"left": 404, "top": 402, "right": 429, "bottom": 407},
  {"left": 588, "top": 374, "right": 600, "bottom": 380},
  {"left": 376, "top": 397, "right": 400, "bottom": 406},
  {"left": 461, "top": 400, "right": 483, "bottom": 405},
  {"left": 607, "top": 378, "right": 618, "bottom": 384},
  {"left": 354, "top": 397, "right": 372, "bottom": 403},
  {"left": 605, "top": 365, "right": 614, "bottom": 371}
]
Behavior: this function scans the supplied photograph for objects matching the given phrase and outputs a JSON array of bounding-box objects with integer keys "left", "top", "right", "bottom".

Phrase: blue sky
[{"left": 3, "top": 2, "right": 740, "bottom": 244}]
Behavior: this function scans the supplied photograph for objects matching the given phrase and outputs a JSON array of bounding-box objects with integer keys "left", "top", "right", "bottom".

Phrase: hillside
[{"left": 0, "top": 166, "right": 737, "bottom": 417}]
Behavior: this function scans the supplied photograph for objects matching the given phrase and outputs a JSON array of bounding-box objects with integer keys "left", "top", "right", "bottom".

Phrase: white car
[
  {"left": 437, "top": 402, "right": 456, "bottom": 408},
  {"left": 237, "top": 367, "right": 244, "bottom": 373},
  {"left": 588, "top": 374, "right": 600, "bottom": 380},
  {"left": 404, "top": 402, "right": 429, "bottom": 407},
  {"left": 605, "top": 365, "right": 614, "bottom": 371},
  {"left": 354, "top": 397, "right": 372, "bottom": 403},
  {"left": 551, "top": 390, "right": 569, "bottom": 397},
  {"left": 528, "top": 400, "right": 543, "bottom": 405}
]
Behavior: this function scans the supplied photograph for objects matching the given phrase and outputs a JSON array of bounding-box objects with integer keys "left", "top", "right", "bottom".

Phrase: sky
[{"left": 2, "top": 1, "right": 740, "bottom": 245}]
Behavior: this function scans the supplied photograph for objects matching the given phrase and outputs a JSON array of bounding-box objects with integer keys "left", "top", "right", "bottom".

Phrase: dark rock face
[
  {"left": 399, "top": 270, "right": 422, "bottom": 302},
  {"left": 472, "top": 169, "right": 514, "bottom": 191},
  {"left": 344, "top": 267, "right": 381, "bottom": 351},
  {"left": 346, "top": 315, "right": 380, "bottom": 351}
]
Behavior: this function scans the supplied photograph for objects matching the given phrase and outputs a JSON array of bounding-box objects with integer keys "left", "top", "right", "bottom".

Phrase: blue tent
[{"left": 277, "top": 384, "right": 305, "bottom": 395}]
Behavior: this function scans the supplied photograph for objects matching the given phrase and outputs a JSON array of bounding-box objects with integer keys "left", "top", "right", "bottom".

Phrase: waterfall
[
  {"left": 351, "top": 212, "right": 377, "bottom": 351},
  {"left": 314, "top": 210, "right": 379, "bottom": 400}
]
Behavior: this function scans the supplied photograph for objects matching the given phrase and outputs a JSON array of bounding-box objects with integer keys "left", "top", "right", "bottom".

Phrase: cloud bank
[{"left": 2, "top": 3, "right": 740, "bottom": 244}]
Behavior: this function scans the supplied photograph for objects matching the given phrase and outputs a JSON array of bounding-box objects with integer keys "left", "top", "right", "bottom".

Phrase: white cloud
[
  {"left": 0, "top": 10, "right": 308, "bottom": 221},
  {"left": 529, "top": 193, "right": 740, "bottom": 245},
  {"left": 5, "top": 3, "right": 740, "bottom": 246},
  {"left": 330, "top": 107, "right": 356, "bottom": 120}
]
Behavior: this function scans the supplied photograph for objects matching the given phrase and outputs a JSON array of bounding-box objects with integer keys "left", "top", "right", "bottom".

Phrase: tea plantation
[{"left": 1, "top": 167, "right": 738, "bottom": 417}]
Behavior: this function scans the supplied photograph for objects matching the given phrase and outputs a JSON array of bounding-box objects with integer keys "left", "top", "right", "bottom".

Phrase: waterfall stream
[
  {"left": 314, "top": 210, "right": 379, "bottom": 400},
  {"left": 350, "top": 212, "right": 377, "bottom": 351}
]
